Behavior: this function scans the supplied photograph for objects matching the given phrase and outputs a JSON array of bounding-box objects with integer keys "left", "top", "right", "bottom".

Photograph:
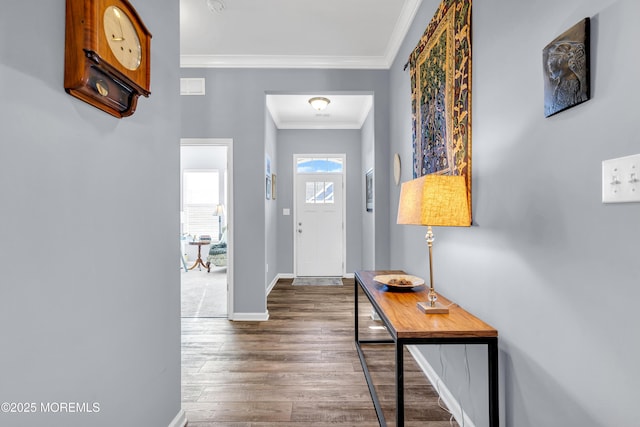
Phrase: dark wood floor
[{"left": 181, "top": 278, "right": 457, "bottom": 426}]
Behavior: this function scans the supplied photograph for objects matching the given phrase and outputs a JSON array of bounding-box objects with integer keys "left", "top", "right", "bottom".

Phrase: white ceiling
[
  {"left": 179, "top": 0, "right": 425, "bottom": 128},
  {"left": 180, "top": 0, "right": 423, "bottom": 69},
  {"left": 266, "top": 94, "right": 373, "bottom": 129}
]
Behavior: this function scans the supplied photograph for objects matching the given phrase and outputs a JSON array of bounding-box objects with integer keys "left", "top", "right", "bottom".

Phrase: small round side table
[{"left": 188, "top": 240, "right": 210, "bottom": 271}]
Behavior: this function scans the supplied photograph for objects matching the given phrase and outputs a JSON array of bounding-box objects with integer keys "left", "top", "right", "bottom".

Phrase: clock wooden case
[{"left": 64, "top": 0, "right": 151, "bottom": 118}]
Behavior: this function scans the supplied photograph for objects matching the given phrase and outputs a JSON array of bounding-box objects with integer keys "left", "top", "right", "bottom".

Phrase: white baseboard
[
  {"left": 343, "top": 272, "right": 355, "bottom": 279},
  {"left": 267, "top": 273, "right": 294, "bottom": 295},
  {"left": 232, "top": 311, "right": 269, "bottom": 321},
  {"left": 407, "top": 345, "right": 476, "bottom": 427},
  {"left": 169, "top": 409, "right": 187, "bottom": 427}
]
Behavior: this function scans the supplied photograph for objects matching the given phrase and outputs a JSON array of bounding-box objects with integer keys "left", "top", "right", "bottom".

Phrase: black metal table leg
[
  {"left": 488, "top": 338, "right": 499, "bottom": 427},
  {"left": 354, "top": 278, "right": 359, "bottom": 343},
  {"left": 396, "top": 341, "right": 404, "bottom": 426},
  {"left": 356, "top": 278, "right": 387, "bottom": 426}
]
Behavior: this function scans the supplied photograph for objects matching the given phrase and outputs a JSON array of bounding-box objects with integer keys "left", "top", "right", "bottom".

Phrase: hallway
[{"left": 181, "top": 278, "right": 457, "bottom": 426}]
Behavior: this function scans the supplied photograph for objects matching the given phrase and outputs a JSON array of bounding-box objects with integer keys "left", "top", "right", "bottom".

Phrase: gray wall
[
  {"left": 181, "top": 69, "right": 390, "bottom": 315},
  {"left": 361, "top": 109, "right": 376, "bottom": 270},
  {"left": 265, "top": 112, "right": 279, "bottom": 287},
  {"left": 276, "top": 129, "right": 363, "bottom": 275},
  {"left": 390, "top": 0, "right": 640, "bottom": 426},
  {"left": 0, "top": 1, "right": 181, "bottom": 426}
]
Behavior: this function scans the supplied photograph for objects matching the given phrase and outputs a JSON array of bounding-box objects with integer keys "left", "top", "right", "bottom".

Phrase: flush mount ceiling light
[
  {"left": 308, "top": 97, "right": 331, "bottom": 111},
  {"left": 206, "top": 0, "right": 225, "bottom": 13}
]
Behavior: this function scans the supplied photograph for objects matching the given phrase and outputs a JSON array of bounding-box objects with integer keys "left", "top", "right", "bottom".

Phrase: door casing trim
[{"left": 180, "top": 138, "right": 234, "bottom": 318}]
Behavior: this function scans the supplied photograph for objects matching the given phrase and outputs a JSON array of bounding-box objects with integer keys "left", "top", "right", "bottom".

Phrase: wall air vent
[{"left": 180, "top": 78, "right": 206, "bottom": 96}]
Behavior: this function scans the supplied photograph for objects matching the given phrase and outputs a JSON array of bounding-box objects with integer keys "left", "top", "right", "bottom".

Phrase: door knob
[{"left": 298, "top": 229, "right": 302, "bottom": 233}]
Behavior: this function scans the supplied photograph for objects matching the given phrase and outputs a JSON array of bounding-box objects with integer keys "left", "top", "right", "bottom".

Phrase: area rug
[
  {"left": 292, "top": 277, "right": 343, "bottom": 286},
  {"left": 181, "top": 267, "right": 227, "bottom": 318}
]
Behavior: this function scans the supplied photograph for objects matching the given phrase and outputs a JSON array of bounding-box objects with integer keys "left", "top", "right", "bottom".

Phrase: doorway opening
[
  {"left": 180, "top": 138, "right": 233, "bottom": 318},
  {"left": 293, "top": 154, "right": 346, "bottom": 277}
]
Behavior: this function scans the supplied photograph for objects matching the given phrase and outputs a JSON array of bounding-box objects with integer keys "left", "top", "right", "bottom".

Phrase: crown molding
[
  {"left": 180, "top": 54, "right": 391, "bottom": 69},
  {"left": 384, "top": 0, "right": 423, "bottom": 67},
  {"left": 181, "top": 0, "right": 423, "bottom": 70}
]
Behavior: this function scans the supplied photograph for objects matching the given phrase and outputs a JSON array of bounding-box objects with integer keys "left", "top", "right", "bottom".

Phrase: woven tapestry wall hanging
[{"left": 408, "top": 0, "right": 472, "bottom": 213}]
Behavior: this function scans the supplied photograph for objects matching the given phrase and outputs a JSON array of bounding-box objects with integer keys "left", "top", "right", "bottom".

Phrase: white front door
[{"left": 295, "top": 173, "right": 344, "bottom": 277}]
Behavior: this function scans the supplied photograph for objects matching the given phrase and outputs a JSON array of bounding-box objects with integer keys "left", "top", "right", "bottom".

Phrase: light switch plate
[{"left": 602, "top": 154, "right": 640, "bottom": 203}]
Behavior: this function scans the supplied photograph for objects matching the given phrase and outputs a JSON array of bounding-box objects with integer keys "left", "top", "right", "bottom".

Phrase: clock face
[{"left": 103, "top": 5, "right": 142, "bottom": 71}]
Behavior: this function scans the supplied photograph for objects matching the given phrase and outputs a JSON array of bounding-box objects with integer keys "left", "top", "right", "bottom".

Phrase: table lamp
[{"left": 397, "top": 175, "right": 470, "bottom": 314}]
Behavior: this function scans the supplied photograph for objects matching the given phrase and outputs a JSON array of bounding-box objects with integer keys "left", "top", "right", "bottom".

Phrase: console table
[{"left": 354, "top": 270, "right": 499, "bottom": 427}]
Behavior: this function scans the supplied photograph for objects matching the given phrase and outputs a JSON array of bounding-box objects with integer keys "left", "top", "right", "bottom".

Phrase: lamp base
[{"left": 417, "top": 301, "right": 449, "bottom": 314}]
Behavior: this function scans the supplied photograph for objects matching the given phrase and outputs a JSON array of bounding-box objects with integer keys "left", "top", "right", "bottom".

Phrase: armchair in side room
[{"left": 206, "top": 227, "right": 227, "bottom": 272}]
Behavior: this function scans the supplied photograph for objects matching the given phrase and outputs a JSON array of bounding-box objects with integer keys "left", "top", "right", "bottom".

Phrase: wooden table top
[{"left": 356, "top": 270, "right": 498, "bottom": 340}]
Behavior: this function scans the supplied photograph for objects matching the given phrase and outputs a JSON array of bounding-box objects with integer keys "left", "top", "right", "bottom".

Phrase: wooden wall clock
[{"left": 64, "top": 0, "right": 151, "bottom": 118}]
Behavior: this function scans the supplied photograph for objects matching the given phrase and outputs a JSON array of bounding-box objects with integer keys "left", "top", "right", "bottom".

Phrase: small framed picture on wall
[
  {"left": 271, "top": 174, "right": 277, "bottom": 200},
  {"left": 266, "top": 175, "right": 272, "bottom": 200},
  {"left": 365, "top": 169, "right": 373, "bottom": 212},
  {"left": 265, "top": 154, "right": 272, "bottom": 200}
]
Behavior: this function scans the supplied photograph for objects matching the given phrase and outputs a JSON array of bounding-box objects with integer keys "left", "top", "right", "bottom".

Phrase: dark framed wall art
[{"left": 543, "top": 18, "right": 590, "bottom": 117}]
